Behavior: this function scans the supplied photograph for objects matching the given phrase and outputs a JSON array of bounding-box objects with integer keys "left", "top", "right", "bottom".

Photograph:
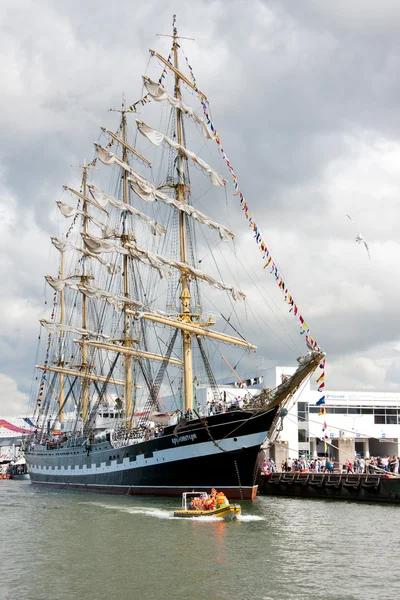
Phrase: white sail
[
  {"left": 142, "top": 76, "right": 214, "bottom": 140},
  {"left": 56, "top": 201, "right": 106, "bottom": 232},
  {"left": 95, "top": 144, "right": 149, "bottom": 182},
  {"left": 45, "top": 276, "right": 78, "bottom": 292},
  {"left": 136, "top": 120, "right": 227, "bottom": 187},
  {"left": 78, "top": 284, "right": 175, "bottom": 319},
  {"left": 128, "top": 246, "right": 172, "bottom": 279},
  {"left": 87, "top": 185, "right": 165, "bottom": 236},
  {"left": 51, "top": 237, "right": 119, "bottom": 275},
  {"left": 128, "top": 177, "right": 234, "bottom": 241},
  {"left": 78, "top": 284, "right": 139, "bottom": 312},
  {"left": 83, "top": 233, "right": 130, "bottom": 255},
  {"left": 100, "top": 126, "right": 151, "bottom": 166},
  {"left": 50, "top": 237, "right": 71, "bottom": 253},
  {"left": 128, "top": 244, "right": 246, "bottom": 301},
  {"left": 40, "top": 320, "right": 110, "bottom": 340}
]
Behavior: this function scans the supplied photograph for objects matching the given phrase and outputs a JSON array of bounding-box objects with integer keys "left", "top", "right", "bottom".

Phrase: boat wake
[
  {"left": 236, "top": 515, "right": 265, "bottom": 522},
  {"left": 80, "top": 501, "right": 176, "bottom": 520},
  {"left": 80, "top": 501, "right": 265, "bottom": 522}
]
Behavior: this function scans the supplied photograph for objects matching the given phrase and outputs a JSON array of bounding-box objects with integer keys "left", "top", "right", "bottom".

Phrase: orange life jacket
[{"left": 216, "top": 493, "right": 226, "bottom": 506}]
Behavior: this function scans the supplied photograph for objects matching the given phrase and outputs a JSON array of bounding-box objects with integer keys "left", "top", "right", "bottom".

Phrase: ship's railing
[{"left": 109, "top": 424, "right": 165, "bottom": 448}]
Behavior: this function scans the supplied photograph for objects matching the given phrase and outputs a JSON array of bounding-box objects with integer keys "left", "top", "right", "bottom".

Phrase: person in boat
[
  {"left": 204, "top": 495, "right": 216, "bottom": 510},
  {"left": 193, "top": 496, "right": 205, "bottom": 510},
  {"left": 216, "top": 491, "right": 228, "bottom": 508}
]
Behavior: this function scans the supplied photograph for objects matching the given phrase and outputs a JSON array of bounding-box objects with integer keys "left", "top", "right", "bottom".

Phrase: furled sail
[
  {"left": 40, "top": 320, "right": 110, "bottom": 340},
  {"left": 94, "top": 144, "right": 149, "bottom": 183},
  {"left": 142, "top": 76, "right": 214, "bottom": 140},
  {"left": 100, "top": 126, "right": 151, "bottom": 166},
  {"left": 127, "top": 177, "right": 234, "bottom": 241},
  {"left": 87, "top": 184, "right": 165, "bottom": 236},
  {"left": 136, "top": 120, "right": 227, "bottom": 187},
  {"left": 127, "top": 244, "right": 246, "bottom": 301},
  {"left": 63, "top": 186, "right": 108, "bottom": 214},
  {"left": 45, "top": 276, "right": 78, "bottom": 292},
  {"left": 78, "top": 284, "right": 141, "bottom": 312},
  {"left": 50, "top": 237, "right": 119, "bottom": 275},
  {"left": 82, "top": 233, "right": 130, "bottom": 255},
  {"left": 56, "top": 200, "right": 106, "bottom": 233},
  {"left": 78, "top": 284, "right": 175, "bottom": 318},
  {"left": 45, "top": 270, "right": 175, "bottom": 317}
]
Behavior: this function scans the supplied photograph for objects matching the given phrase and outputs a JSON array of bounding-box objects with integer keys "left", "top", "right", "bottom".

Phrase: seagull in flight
[{"left": 346, "top": 214, "right": 371, "bottom": 260}]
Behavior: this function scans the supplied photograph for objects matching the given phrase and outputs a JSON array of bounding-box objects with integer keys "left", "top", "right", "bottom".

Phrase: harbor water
[{"left": 1, "top": 480, "right": 399, "bottom": 600}]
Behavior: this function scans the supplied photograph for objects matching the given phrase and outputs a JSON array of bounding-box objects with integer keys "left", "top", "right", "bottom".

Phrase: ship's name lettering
[{"left": 172, "top": 433, "right": 197, "bottom": 445}]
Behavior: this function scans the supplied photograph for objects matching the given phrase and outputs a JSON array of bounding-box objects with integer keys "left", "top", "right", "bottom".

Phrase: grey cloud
[{"left": 2, "top": 0, "right": 400, "bottom": 415}]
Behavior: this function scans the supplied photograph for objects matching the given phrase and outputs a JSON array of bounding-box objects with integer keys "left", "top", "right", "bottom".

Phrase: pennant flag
[
  {"left": 178, "top": 44, "right": 321, "bottom": 351},
  {"left": 316, "top": 373, "right": 324, "bottom": 383},
  {"left": 318, "top": 407, "right": 326, "bottom": 416},
  {"left": 316, "top": 396, "right": 325, "bottom": 406},
  {"left": 318, "top": 382, "right": 325, "bottom": 392},
  {"left": 323, "top": 421, "right": 327, "bottom": 430}
]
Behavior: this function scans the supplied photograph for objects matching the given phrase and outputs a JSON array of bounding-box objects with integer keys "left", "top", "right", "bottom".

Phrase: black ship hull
[{"left": 26, "top": 408, "right": 277, "bottom": 499}]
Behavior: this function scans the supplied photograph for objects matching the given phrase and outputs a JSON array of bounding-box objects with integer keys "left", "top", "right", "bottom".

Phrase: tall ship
[{"left": 25, "top": 18, "right": 323, "bottom": 499}]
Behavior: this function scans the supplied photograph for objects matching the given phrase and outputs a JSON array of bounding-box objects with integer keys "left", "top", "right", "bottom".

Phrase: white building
[{"left": 168, "top": 364, "right": 400, "bottom": 467}]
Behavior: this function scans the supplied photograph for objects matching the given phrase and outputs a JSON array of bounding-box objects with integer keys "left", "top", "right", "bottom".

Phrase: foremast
[{"left": 173, "top": 25, "right": 193, "bottom": 411}]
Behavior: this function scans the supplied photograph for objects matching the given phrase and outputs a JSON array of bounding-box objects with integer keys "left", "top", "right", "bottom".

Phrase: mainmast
[
  {"left": 81, "top": 165, "right": 89, "bottom": 422},
  {"left": 173, "top": 22, "right": 193, "bottom": 411},
  {"left": 58, "top": 249, "right": 65, "bottom": 422},
  {"left": 121, "top": 106, "right": 133, "bottom": 425}
]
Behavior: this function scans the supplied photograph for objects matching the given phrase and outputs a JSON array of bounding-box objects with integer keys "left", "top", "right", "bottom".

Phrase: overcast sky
[{"left": 2, "top": 0, "right": 400, "bottom": 415}]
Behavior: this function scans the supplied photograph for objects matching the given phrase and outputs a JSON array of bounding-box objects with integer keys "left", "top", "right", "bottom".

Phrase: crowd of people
[
  {"left": 188, "top": 489, "right": 228, "bottom": 511},
  {"left": 261, "top": 455, "right": 400, "bottom": 475}
]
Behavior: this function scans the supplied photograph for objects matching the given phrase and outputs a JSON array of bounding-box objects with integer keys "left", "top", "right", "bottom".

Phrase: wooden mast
[
  {"left": 81, "top": 165, "right": 89, "bottom": 422},
  {"left": 173, "top": 23, "right": 193, "bottom": 411},
  {"left": 121, "top": 105, "right": 133, "bottom": 426},
  {"left": 58, "top": 250, "right": 65, "bottom": 422}
]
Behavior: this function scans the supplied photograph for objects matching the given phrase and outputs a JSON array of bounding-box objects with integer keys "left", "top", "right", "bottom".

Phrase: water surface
[{"left": 1, "top": 481, "right": 398, "bottom": 600}]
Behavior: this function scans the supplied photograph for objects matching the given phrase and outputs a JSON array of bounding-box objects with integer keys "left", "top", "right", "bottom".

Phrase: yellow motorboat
[{"left": 173, "top": 491, "right": 241, "bottom": 520}]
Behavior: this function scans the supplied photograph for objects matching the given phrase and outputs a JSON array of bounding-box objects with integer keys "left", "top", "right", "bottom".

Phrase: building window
[
  {"left": 298, "top": 430, "right": 309, "bottom": 443},
  {"left": 387, "top": 415, "right": 397, "bottom": 425},
  {"left": 361, "top": 408, "right": 373, "bottom": 414},
  {"left": 333, "top": 408, "right": 347, "bottom": 414},
  {"left": 298, "top": 411, "right": 307, "bottom": 423},
  {"left": 374, "top": 415, "right": 385, "bottom": 424},
  {"left": 348, "top": 408, "right": 361, "bottom": 414},
  {"left": 298, "top": 402, "right": 308, "bottom": 412}
]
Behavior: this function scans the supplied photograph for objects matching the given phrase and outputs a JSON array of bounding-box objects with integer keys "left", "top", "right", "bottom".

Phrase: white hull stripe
[
  {"left": 28, "top": 430, "right": 267, "bottom": 476},
  {"left": 32, "top": 482, "right": 255, "bottom": 490}
]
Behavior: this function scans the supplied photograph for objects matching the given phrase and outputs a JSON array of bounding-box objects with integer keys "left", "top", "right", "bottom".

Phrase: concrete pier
[{"left": 258, "top": 472, "right": 400, "bottom": 503}]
